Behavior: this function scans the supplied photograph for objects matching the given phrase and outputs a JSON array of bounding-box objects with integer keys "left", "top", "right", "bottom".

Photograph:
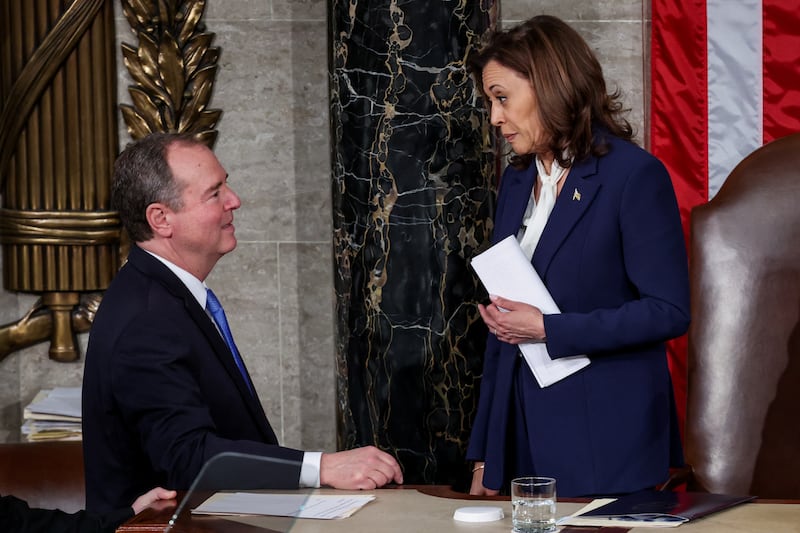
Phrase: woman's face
[{"left": 481, "top": 59, "right": 545, "bottom": 156}]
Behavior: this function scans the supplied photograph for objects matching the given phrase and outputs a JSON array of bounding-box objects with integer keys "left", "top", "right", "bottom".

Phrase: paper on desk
[
  {"left": 470, "top": 235, "right": 590, "bottom": 387},
  {"left": 192, "top": 492, "right": 376, "bottom": 520}
]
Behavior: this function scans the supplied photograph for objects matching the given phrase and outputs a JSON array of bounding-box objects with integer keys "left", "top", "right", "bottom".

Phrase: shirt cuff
[{"left": 299, "top": 451, "right": 322, "bottom": 488}]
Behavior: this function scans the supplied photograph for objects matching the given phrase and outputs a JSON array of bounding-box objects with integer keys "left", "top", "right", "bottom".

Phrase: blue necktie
[{"left": 206, "top": 288, "right": 254, "bottom": 395}]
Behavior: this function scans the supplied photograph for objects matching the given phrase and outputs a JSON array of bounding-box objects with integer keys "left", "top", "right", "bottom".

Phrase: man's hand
[
  {"left": 320, "top": 446, "right": 404, "bottom": 489},
  {"left": 131, "top": 487, "right": 177, "bottom": 514}
]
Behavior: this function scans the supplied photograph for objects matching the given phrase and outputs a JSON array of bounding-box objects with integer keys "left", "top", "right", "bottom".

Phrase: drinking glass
[{"left": 511, "top": 476, "right": 556, "bottom": 533}]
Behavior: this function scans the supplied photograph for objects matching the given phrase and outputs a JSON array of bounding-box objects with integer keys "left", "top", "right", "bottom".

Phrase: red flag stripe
[
  {"left": 762, "top": 0, "right": 800, "bottom": 142},
  {"left": 651, "top": 0, "right": 708, "bottom": 237},
  {"left": 650, "top": 0, "right": 709, "bottom": 438}
]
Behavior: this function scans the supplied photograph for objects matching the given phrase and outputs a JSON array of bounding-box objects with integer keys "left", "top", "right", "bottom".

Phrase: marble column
[{"left": 330, "top": 1, "right": 496, "bottom": 486}]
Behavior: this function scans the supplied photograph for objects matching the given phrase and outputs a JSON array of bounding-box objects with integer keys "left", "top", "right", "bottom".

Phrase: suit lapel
[
  {"left": 495, "top": 165, "right": 536, "bottom": 242},
  {"left": 127, "top": 246, "right": 278, "bottom": 444},
  {"left": 532, "top": 155, "right": 601, "bottom": 278}
]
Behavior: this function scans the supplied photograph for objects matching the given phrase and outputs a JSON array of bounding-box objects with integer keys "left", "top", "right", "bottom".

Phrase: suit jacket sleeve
[
  {"left": 110, "top": 310, "right": 303, "bottom": 490},
  {"left": 0, "top": 494, "right": 132, "bottom": 533}
]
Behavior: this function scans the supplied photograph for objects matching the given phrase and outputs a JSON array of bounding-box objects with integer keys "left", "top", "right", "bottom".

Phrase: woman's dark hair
[{"left": 468, "top": 15, "right": 634, "bottom": 169}]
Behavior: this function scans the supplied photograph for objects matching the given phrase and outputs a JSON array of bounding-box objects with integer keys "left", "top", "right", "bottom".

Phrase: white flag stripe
[{"left": 706, "top": 0, "right": 763, "bottom": 199}]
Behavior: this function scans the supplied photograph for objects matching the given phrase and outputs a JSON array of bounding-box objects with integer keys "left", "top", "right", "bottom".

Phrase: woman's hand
[
  {"left": 469, "top": 462, "right": 499, "bottom": 496},
  {"left": 478, "top": 295, "right": 545, "bottom": 344}
]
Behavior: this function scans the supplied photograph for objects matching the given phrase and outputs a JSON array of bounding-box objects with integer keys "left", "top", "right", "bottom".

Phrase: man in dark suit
[{"left": 82, "top": 133, "right": 403, "bottom": 514}]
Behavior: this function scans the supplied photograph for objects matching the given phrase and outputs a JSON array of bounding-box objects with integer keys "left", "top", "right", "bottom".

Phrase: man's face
[{"left": 165, "top": 143, "right": 241, "bottom": 273}]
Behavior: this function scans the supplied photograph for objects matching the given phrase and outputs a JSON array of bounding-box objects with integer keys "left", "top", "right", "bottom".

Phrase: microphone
[{"left": 163, "top": 451, "right": 303, "bottom": 533}]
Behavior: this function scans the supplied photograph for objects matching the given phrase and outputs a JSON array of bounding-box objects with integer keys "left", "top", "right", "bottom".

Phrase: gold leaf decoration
[{"left": 120, "top": 0, "right": 221, "bottom": 147}]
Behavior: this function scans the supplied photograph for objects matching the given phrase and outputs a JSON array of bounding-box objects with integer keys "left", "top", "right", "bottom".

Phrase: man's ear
[{"left": 145, "top": 203, "right": 173, "bottom": 237}]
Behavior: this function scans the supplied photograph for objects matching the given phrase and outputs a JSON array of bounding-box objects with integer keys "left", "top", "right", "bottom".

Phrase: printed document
[
  {"left": 470, "top": 235, "right": 590, "bottom": 387},
  {"left": 193, "top": 492, "right": 375, "bottom": 519}
]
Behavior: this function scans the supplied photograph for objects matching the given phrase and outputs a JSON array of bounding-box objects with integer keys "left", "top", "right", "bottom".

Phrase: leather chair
[
  {"left": 0, "top": 440, "right": 85, "bottom": 512},
  {"left": 668, "top": 132, "right": 800, "bottom": 498}
]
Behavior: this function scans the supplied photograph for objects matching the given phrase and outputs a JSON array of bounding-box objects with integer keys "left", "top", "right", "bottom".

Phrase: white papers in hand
[
  {"left": 470, "top": 235, "right": 590, "bottom": 387},
  {"left": 192, "top": 492, "right": 376, "bottom": 520}
]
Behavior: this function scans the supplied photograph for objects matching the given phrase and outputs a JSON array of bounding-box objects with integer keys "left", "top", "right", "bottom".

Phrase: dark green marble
[{"left": 329, "top": 0, "right": 497, "bottom": 487}]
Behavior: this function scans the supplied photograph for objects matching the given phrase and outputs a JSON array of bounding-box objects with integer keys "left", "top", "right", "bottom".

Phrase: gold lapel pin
[{"left": 572, "top": 188, "right": 581, "bottom": 201}]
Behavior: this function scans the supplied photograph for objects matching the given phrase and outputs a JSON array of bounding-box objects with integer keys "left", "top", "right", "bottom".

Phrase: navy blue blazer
[
  {"left": 82, "top": 245, "right": 303, "bottom": 514},
  {"left": 467, "top": 133, "right": 689, "bottom": 497}
]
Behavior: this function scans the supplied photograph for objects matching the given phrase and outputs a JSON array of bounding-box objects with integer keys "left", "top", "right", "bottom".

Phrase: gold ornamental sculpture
[
  {"left": 119, "top": 0, "right": 222, "bottom": 146},
  {"left": 0, "top": 0, "right": 221, "bottom": 362}
]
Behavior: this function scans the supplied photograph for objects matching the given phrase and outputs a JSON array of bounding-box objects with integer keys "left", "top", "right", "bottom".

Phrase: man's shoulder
[
  {"left": 100, "top": 261, "right": 158, "bottom": 308},
  {"left": 105, "top": 248, "right": 185, "bottom": 301},
  {"left": 91, "top": 259, "right": 188, "bottom": 339}
]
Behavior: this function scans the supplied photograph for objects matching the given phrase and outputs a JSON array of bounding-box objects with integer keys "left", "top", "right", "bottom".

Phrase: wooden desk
[{"left": 118, "top": 486, "right": 800, "bottom": 532}]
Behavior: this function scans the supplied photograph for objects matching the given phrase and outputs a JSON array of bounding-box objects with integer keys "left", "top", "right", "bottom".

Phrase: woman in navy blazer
[{"left": 466, "top": 16, "right": 689, "bottom": 497}]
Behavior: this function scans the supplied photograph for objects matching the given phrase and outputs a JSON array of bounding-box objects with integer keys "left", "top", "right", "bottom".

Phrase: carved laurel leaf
[
  {"left": 121, "top": 44, "right": 167, "bottom": 101},
  {"left": 187, "top": 64, "right": 215, "bottom": 108},
  {"left": 203, "top": 47, "right": 220, "bottom": 66},
  {"left": 121, "top": 0, "right": 153, "bottom": 34},
  {"left": 137, "top": 32, "right": 162, "bottom": 83},
  {"left": 120, "top": 104, "right": 154, "bottom": 139},
  {"left": 191, "top": 109, "right": 222, "bottom": 132},
  {"left": 121, "top": 0, "right": 221, "bottom": 143},
  {"left": 179, "top": 0, "right": 206, "bottom": 44},
  {"left": 128, "top": 87, "right": 162, "bottom": 127},
  {"left": 193, "top": 130, "right": 218, "bottom": 148},
  {"left": 178, "top": 66, "right": 217, "bottom": 132},
  {"left": 158, "top": 31, "right": 185, "bottom": 108},
  {"left": 184, "top": 32, "right": 213, "bottom": 74},
  {"left": 156, "top": 0, "right": 173, "bottom": 27},
  {"left": 178, "top": 79, "right": 221, "bottom": 131}
]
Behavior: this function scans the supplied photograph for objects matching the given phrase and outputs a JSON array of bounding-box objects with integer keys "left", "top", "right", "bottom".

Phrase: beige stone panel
[
  {"left": 573, "top": 20, "right": 647, "bottom": 142},
  {"left": 209, "top": 20, "right": 330, "bottom": 244},
  {"left": 286, "top": 127, "right": 333, "bottom": 243},
  {"left": 272, "top": 0, "right": 326, "bottom": 21},
  {"left": 209, "top": 243, "right": 284, "bottom": 440},
  {"left": 205, "top": 0, "right": 274, "bottom": 21},
  {"left": 278, "top": 242, "right": 336, "bottom": 451},
  {"left": 0, "top": 351, "right": 21, "bottom": 443},
  {"left": 194, "top": 0, "right": 327, "bottom": 22},
  {"left": 19, "top": 347, "right": 84, "bottom": 403},
  {"left": 0, "top": 255, "right": 20, "bottom": 323},
  {"left": 501, "top": 0, "right": 645, "bottom": 23}
]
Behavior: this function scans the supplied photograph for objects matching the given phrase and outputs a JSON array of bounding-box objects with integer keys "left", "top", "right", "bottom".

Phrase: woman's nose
[{"left": 490, "top": 105, "right": 504, "bottom": 126}]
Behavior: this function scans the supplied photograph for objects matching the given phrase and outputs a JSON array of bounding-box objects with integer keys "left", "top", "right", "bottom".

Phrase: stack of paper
[
  {"left": 22, "top": 387, "right": 82, "bottom": 441},
  {"left": 193, "top": 492, "right": 376, "bottom": 519}
]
